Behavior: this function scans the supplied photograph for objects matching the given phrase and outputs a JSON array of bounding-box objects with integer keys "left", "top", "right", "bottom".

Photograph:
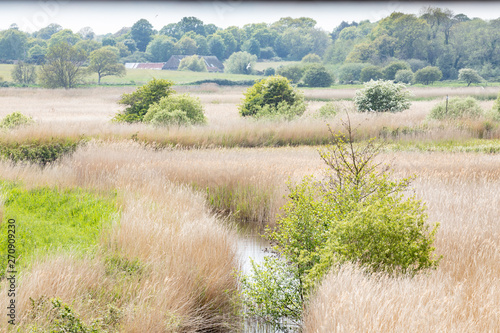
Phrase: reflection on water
[{"left": 236, "top": 232, "right": 272, "bottom": 274}]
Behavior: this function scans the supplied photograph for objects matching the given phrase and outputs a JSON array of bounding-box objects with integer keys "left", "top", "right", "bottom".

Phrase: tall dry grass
[
  {"left": 0, "top": 142, "right": 240, "bottom": 331},
  {"left": 304, "top": 152, "right": 500, "bottom": 332},
  {"left": 1, "top": 87, "right": 500, "bottom": 151}
]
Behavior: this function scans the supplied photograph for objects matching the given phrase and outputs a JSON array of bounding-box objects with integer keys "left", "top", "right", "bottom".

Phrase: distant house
[
  {"left": 125, "top": 62, "right": 166, "bottom": 70},
  {"left": 163, "top": 55, "right": 224, "bottom": 72}
]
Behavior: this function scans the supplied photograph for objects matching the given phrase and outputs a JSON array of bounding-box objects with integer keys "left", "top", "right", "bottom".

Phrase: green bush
[
  {"left": 239, "top": 257, "right": 302, "bottom": 330},
  {"left": 394, "top": 69, "right": 414, "bottom": 84},
  {"left": 302, "top": 64, "right": 333, "bottom": 87},
  {"left": 276, "top": 64, "right": 306, "bottom": 83},
  {"left": 360, "top": 65, "right": 384, "bottom": 82},
  {"left": 429, "top": 96, "right": 483, "bottom": 120},
  {"left": 224, "top": 51, "right": 257, "bottom": 74},
  {"left": 0, "top": 111, "right": 34, "bottom": 129},
  {"left": 113, "top": 78, "right": 174, "bottom": 122},
  {"left": 239, "top": 75, "right": 305, "bottom": 119},
  {"left": 316, "top": 102, "right": 337, "bottom": 118},
  {"left": 354, "top": 80, "right": 412, "bottom": 113},
  {"left": 241, "top": 122, "right": 440, "bottom": 326},
  {"left": 382, "top": 61, "right": 411, "bottom": 81},
  {"left": 263, "top": 67, "right": 275, "bottom": 76},
  {"left": 0, "top": 138, "right": 81, "bottom": 166},
  {"left": 178, "top": 55, "right": 207, "bottom": 72},
  {"left": 491, "top": 92, "right": 500, "bottom": 121},
  {"left": 12, "top": 61, "right": 37, "bottom": 85},
  {"left": 414, "top": 66, "right": 443, "bottom": 85},
  {"left": 143, "top": 94, "right": 206, "bottom": 126},
  {"left": 337, "top": 63, "right": 368, "bottom": 84},
  {"left": 301, "top": 53, "right": 322, "bottom": 63}
]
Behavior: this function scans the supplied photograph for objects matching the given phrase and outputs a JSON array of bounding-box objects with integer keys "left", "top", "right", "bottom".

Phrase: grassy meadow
[{"left": 0, "top": 84, "right": 499, "bottom": 331}]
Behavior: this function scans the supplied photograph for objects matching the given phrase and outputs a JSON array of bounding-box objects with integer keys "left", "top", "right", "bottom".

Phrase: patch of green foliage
[
  {"left": 490, "top": 92, "right": 500, "bottom": 121},
  {"left": 354, "top": 80, "right": 412, "bottom": 112},
  {"left": 0, "top": 182, "right": 118, "bottom": 277},
  {"left": 239, "top": 75, "right": 306, "bottom": 120},
  {"left": 113, "top": 78, "right": 174, "bottom": 122},
  {"left": 240, "top": 120, "right": 440, "bottom": 328},
  {"left": 143, "top": 93, "right": 206, "bottom": 126},
  {"left": 302, "top": 64, "right": 334, "bottom": 87},
  {"left": 315, "top": 102, "right": 337, "bottom": 118},
  {"left": 0, "top": 137, "right": 82, "bottom": 166},
  {"left": 0, "top": 111, "right": 34, "bottom": 129},
  {"left": 428, "top": 96, "right": 483, "bottom": 120}
]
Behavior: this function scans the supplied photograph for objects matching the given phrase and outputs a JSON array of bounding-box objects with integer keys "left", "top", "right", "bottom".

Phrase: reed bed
[{"left": 304, "top": 152, "right": 500, "bottom": 332}]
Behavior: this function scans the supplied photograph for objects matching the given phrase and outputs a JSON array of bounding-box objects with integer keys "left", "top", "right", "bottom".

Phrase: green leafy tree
[
  {"left": 394, "top": 69, "right": 414, "bottom": 84},
  {"left": 224, "top": 51, "right": 257, "bottom": 74},
  {"left": 241, "top": 38, "right": 261, "bottom": 58},
  {"left": 414, "top": 66, "right": 443, "bottom": 85},
  {"left": 39, "top": 42, "right": 87, "bottom": 89},
  {"left": 382, "top": 61, "right": 411, "bottom": 80},
  {"left": 175, "top": 36, "right": 198, "bottom": 55},
  {"left": 11, "top": 61, "right": 37, "bottom": 85},
  {"left": 178, "top": 55, "right": 207, "bottom": 72},
  {"left": 75, "top": 40, "right": 101, "bottom": 54},
  {"left": 337, "top": 63, "right": 368, "bottom": 83},
  {"left": 360, "top": 65, "right": 384, "bottom": 82},
  {"left": 276, "top": 64, "right": 306, "bottom": 83},
  {"left": 239, "top": 75, "right": 305, "bottom": 119},
  {"left": 146, "top": 35, "right": 176, "bottom": 62},
  {"left": 178, "top": 16, "right": 206, "bottom": 36},
  {"left": 48, "top": 29, "right": 81, "bottom": 47},
  {"left": 208, "top": 35, "right": 225, "bottom": 60},
  {"left": 302, "top": 64, "right": 334, "bottom": 87},
  {"left": 114, "top": 78, "right": 174, "bottom": 123},
  {"left": 354, "top": 80, "right": 412, "bottom": 112},
  {"left": 458, "top": 68, "right": 483, "bottom": 87},
  {"left": 0, "top": 29, "right": 28, "bottom": 60},
  {"left": 33, "top": 23, "right": 62, "bottom": 40},
  {"left": 88, "top": 47, "right": 126, "bottom": 84},
  {"left": 131, "top": 18, "right": 154, "bottom": 52},
  {"left": 143, "top": 94, "right": 206, "bottom": 126}
]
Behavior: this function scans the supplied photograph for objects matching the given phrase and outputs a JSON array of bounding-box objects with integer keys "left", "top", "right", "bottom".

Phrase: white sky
[{"left": 1, "top": 1, "right": 500, "bottom": 35}]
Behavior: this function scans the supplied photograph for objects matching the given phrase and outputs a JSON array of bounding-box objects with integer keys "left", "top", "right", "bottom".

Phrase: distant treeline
[{"left": 1, "top": 7, "right": 499, "bottom": 80}]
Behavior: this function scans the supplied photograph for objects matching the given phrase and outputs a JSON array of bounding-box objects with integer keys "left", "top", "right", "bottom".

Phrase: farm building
[
  {"left": 163, "top": 55, "right": 224, "bottom": 72},
  {"left": 125, "top": 62, "right": 166, "bottom": 70}
]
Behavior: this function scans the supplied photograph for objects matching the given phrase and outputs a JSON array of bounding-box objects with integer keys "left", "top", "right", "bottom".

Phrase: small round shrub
[
  {"left": 354, "top": 80, "right": 412, "bottom": 113},
  {"left": 414, "top": 66, "right": 442, "bottom": 85},
  {"left": 143, "top": 94, "right": 206, "bottom": 126},
  {"left": 0, "top": 112, "right": 35, "bottom": 129},
  {"left": 316, "top": 102, "right": 337, "bottom": 118},
  {"left": 428, "top": 97, "right": 483, "bottom": 120},
  {"left": 394, "top": 69, "right": 414, "bottom": 84},
  {"left": 360, "top": 65, "right": 384, "bottom": 82},
  {"left": 178, "top": 55, "right": 207, "bottom": 72},
  {"left": 382, "top": 61, "right": 411, "bottom": 81},
  {"left": 114, "top": 78, "right": 174, "bottom": 123},
  {"left": 264, "top": 67, "right": 276, "bottom": 76},
  {"left": 276, "top": 64, "right": 306, "bottom": 83},
  {"left": 301, "top": 53, "right": 322, "bottom": 63},
  {"left": 239, "top": 75, "right": 305, "bottom": 119},
  {"left": 302, "top": 65, "right": 333, "bottom": 87}
]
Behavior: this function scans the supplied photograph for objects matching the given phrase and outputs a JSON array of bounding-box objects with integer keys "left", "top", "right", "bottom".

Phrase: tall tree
[
  {"left": 178, "top": 17, "right": 206, "bottom": 36},
  {"left": 39, "top": 42, "right": 87, "bottom": 88},
  {"left": 33, "top": 23, "right": 62, "bottom": 40},
  {"left": 131, "top": 18, "right": 154, "bottom": 52},
  {"left": 0, "top": 29, "right": 28, "bottom": 60},
  {"left": 146, "top": 35, "right": 176, "bottom": 61},
  {"left": 88, "top": 47, "right": 126, "bottom": 84}
]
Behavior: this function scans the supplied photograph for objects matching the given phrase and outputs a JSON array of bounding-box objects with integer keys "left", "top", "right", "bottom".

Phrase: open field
[{"left": 0, "top": 85, "right": 499, "bottom": 331}]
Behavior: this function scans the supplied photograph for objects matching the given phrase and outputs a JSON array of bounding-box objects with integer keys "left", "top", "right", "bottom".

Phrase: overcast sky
[{"left": 1, "top": 1, "right": 500, "bottom": 35}]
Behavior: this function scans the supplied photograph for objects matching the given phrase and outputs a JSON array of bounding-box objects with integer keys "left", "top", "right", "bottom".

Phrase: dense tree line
[{"left": 1, "top": 7, "right": 499, "bottom": 86}]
